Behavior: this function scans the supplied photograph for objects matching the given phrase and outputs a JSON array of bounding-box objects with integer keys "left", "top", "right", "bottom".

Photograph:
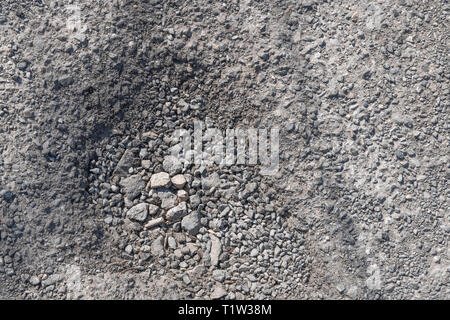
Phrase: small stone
[
  {"left": 144, "top": 217, "right": 164, "bottom": 229},
  {"left": 210, "top": 234, "right": 222, "bottom": 267},
  {"left": 124, "top": 219, "right": 142, "bottom": 232},
  {"left": 17, "top": 61, "right": 28, "bottom": 71},
  {"left": 151, "top": 236, "right": 165, "bottom": 257},
  {"left": 114, "top": 150, "right": 136, "bottom": 177},
  {"left": 104, "top": 216, "right": 113, "bottom": 225},
  {"left": 202, "top": 172, "right": 220, "bottom": 190},
  {"left": 163, "top": 156, "right": 182, "bottom": 175},
  {"left": 41, "top": 274, "right": 61, "bottom": 287},
  {"left": 1, "top": 190, "right": 15, "bottom": 203},
  {"left": 250, "top": 248, "right": 259, "bottom": 257},
  {"left": 126, "top": 203, "right": 148, "bottom": 222},
  {"left": 157, "top": 189, "right": 177, "bottom": 209},
  {"left": 190, "top": 194, "right": 201, "bottom": 209},
  {"left": 166, "top": 202, "right": 187, "bottom": 221},
  {"left": 142, "top": 160, "right": 151, "bottom": 169},
  {"left": 125, "top": 244, "right": 133, "bottom": 254},
  {"left": 395, "top": 150, "right": 405, "bottom": 160},
  {"left": 148, "top": 204, "right": 159, "bottom": 215},
  {"left": 29, "top": 276, "right": 41, "bottom": 286},
  {"left": 347, "top": 285, "right": 359, "bottom": 298},
  {"left": 181, "top": 211, "right": 201, "bottom": 235},
  {"left": 171, "top": 174, "right": 187, "bottom": 189},
  {"left": 139, "top": 148, "right": 148, "bottom": 159},
  {"left": 212, "top": 270, "right": 226, "bottom": 282},
  {"left": 210, "top": 285, "right": 227, "bottom": 299},
  {"left": 182, "top": 274, "right": 191, "bottom": 285},
  {"left": 150, "top": 172, "right": 170, "bottom": 188},
  {"left": 142, "top": 131, "right": 158, "bottom": 139},
  {"left": 177, "top": 189, "right": 188, "bottom": 202},
  {"left": 167, "top": 236, "right": 177, "bottom": 249},
  {"left": 336, "top": 283, "right": 346, "bottom": 293}
]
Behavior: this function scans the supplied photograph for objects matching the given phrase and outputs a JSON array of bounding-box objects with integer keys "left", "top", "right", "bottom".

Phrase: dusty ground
[{"left": 0, "top": 0, "right": 448, "bottom": 299}]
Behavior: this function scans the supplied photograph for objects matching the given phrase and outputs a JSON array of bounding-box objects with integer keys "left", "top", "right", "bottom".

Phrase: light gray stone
[
  {"left": 144, "top": 217, "right": 164, "bottom": 229},
  {"left": 150, "top": 172, "right": 170, "bottom": 188},
  {"left": 210, "top": 234, "right": 222, "bottom": 267},
  {"left": 151, "top": 235, "right": 165, "bottom": 257},
  {"left": 163, "top": 156, "right": 182, "bottom": 176},
  {"left": 171, "top": 174, "right": 186, "bottom": 189},
  {"left": 177, "top": 189, "right": 188, "bottom": 202},
  {"left": 202, "top": 172, "right": 220, "bottom": 190},
  {"left": 211, "top": 285, "right": 227, "bottom": 299},
  {"left": 148, "top": 203, "right": 159, "bottom": 215},
  {"left": 213, "top": 269, "right": 226, "bottom": 282},
  {"left": 158, "top": 188, "right": 177, "bottom": 209},
  {"left": 29, "top": 276, "right": 41, "bottom": 286}
]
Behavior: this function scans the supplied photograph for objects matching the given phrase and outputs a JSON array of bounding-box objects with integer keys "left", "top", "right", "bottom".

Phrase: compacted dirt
[{"left": 0, "top": 0, "right": 448, "bottom": 299}]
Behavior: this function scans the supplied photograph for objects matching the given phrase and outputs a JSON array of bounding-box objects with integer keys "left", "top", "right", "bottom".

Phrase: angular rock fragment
[
  {"left": 120, "top": 174, "right": 145, "bottom": 200},
  {"left": 114, "top": 150, "right": 136, "bottom": 177},
  {"left": 157, "top": 188, "right": 177, "bottom": 209},
  {"left": 151, "top": 235, "right": 165, "bottom": 257},
  {"left": 166, "top": 201, "right": 187, "bottom": 221},
  {"left": 181, "top": 211, "right": 201, "bottom": 235},
  {"left": 163, "top": 156, "right": 182, "bottom": 176},
  {"left": 210, "top": 285, "right": 227, "bottom": 299},
  {"left": 202, "top": 172, "right": 220, "bottom": 190},
  {"left": 147, "top": 203, "right": 159, "bottom": 216},
  {"left": 210, "top": 234, "right": 222, "bottom": 267},
  {"left": 177, "top": 189, "right": 188, "bottom": 202},
  {"left": 126, "top": 203, "right": 148, "bottom": 222}
]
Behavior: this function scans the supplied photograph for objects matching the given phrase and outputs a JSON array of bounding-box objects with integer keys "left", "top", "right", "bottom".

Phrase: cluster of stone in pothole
[{"left": 87, "top": 134, "right": 309, "bottom": 298}]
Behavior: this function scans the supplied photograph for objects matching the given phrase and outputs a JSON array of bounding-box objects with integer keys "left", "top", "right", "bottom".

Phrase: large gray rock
[
  {"left": 120, "top": 174, "right": 145, "bottom": 200},
  {"left": 181, "top": 211, "right": 201, "bottom": 235},
  {"left": 126, "top": 203, "right": 148, "bottom": 222}
]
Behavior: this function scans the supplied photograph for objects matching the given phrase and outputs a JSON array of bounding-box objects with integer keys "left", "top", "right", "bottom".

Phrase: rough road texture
[{"left": 0, "top": 0, "right": 448, "bottom": 299}]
